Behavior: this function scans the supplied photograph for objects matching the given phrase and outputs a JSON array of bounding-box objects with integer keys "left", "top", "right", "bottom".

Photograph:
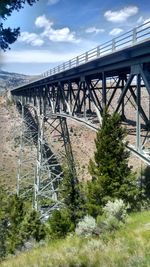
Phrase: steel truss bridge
[{"left": 11, "top": 21, "right": 150, "bottom": 216}]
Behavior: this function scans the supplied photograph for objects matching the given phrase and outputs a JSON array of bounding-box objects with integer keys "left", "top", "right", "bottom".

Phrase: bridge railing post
[
  {"left": 132, "top": 28, "right": 137, "bottom": 44},
  {"left": 97, "top": 46, "right": 100, "bottom": 58},
  {"left": 76, "top": 56, "right": 79, "bottom": 66},
  {"left": 112, "top": 38, "right": 116, "bottom": 52},
  {"left": 85, "top": 52, "right": 88, "bottom": 63}
]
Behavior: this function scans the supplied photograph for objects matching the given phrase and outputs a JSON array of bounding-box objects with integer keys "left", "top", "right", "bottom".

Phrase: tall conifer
[{"left": 87, "top": 111, "right": 140, "bottom": 217}]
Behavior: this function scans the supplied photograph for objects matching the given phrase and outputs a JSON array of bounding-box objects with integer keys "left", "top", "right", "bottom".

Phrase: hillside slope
[
  {"left": 1, "top": 211, "right": 150, "bottom": 267},
  {"left": 0, "top": 70, "right": 39, "bottom": 93},
  {"left": 0, "top": 96, "right": 20, "bottom": 190}
]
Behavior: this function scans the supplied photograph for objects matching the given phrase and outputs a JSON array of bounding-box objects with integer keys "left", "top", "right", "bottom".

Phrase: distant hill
[{"left": 0, "top": 70, "right": 40, "bottom": 93}]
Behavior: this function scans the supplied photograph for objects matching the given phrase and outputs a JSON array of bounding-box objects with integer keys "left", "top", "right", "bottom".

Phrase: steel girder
[{"left": 13, "top": 63, "right": 150, "bottom": 166}]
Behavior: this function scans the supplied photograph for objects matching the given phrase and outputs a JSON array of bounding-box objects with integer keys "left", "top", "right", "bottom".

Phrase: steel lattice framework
[{"left": 11, "top": 21, "right": 150, "bottom": 215}]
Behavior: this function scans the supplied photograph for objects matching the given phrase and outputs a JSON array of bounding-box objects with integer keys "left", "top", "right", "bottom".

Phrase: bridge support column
[
  {"left": 59, "top": 117, "right": 77, "bottom": 180},
  {"left": 17, "top": 97, "right": 24, "bottom": 196},
  {"left": 16, "top": 98, "right": 37, "bottom": 201},
  {"left": 136, "top": 74, "right": 141, "bottom": 151},
  {"left": 34, "top": 97, "right": 44, "bottom": 211},
  {"left": 121, "top": 77, "right": 125, "bottom": 120},
  {"left": 102, "top": 72, "right": 106, "bottom": 109},
  {"left": 34, "top": 96, "right": 62, "bottom": 215}
]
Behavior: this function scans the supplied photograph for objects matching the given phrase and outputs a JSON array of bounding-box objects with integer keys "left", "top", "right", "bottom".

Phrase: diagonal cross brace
[
  {"left": 129, "top": 87, "right": 149, "bottom": 125},
  {"left": 116, "top": 73, "right": 134, "bottom": 113},
  {"left": 140, "top": 68, "right": 150, "bottom": 96},
  {"left": 107, "top": 77, "right": 121, "bottom": 108}
]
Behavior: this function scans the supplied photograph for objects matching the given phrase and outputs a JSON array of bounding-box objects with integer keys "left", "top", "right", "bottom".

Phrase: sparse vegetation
[{"left": 1, "top": 211, "right": 150, "bottom": 267}]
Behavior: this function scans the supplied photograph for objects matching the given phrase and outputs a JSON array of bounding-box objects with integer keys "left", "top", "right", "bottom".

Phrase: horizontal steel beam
[{"left": 55, "top": 112, "right": 150, "bottom": 165}]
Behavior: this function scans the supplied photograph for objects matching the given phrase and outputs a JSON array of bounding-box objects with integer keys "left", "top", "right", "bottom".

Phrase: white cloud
[
  {"left": 85, "top": 27, "right": 105, "bottom": 34},
  {"left": 47, "top": 0, "right": 59, "bottom": 5},
  {"left": 35, "top": 15, "right": 53, "bottom": 29},
  {"left": 109, "top": 28, "right": 123, "bottom": 36},
  {"left": 104, "top": 6, "right": 138, "bottom": 23},
  {"left": 3, "top": 50, "right": 79, "bottom": 63},
  {"left": 3, "top": 37, "right": 98, "bottom": 64},
  {"left": 19, "top": 32, "right": 44, "bottom": 46},
  {"left": 35, "top": 15, "right": 80, "bottom": 43}
]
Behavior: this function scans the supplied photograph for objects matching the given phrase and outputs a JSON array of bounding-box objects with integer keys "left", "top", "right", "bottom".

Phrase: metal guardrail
[{"left": 42, "top": 20, "right": 150, "bottom": 78}]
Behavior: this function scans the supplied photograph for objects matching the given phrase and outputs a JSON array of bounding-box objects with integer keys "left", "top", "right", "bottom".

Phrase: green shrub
[
  {"left": 20, "top": 210, "right": 46, "bottom": 242},
  {"left": 75, "top": 215, "right": 97, "bottom": 237},
  {"left": 0, "top": 220, "right": 7, "bottom": 260},
  {"left": 97, "top": 199, "right": 127, "bottom": 231},
  {"left": 140, "top": 165, "right": 150, "bottom": 207},
  {"left": 0, "top": 191, "right": 46, "bottom": 259},
  {"left": 48, "top": 209, "right": 74, "bottom": 238},
  {"left": 103, "top": 199, "right": 128, "bottom": 222}
]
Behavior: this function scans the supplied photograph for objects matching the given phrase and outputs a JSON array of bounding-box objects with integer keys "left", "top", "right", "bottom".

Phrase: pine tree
[
  {"left": 0, "top": 219, "right": 8, "bottom": 259},
  {"left": 0, "top": 189, "right": 8, "bottom": 259},
  {"left": 20, "top": 210, "right": 46, "bottom": 242},
  {"left": 60, "top": 169, "right": 85, "bottom": 225},
  {"left": 87, "top": 111, "right": 140, "bottom": 217},
  {"left": 48, "top": 209, "right": 73, "bottom": 238}
]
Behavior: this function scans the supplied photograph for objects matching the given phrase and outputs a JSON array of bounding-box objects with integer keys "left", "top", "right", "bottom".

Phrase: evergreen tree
[
  {"left": 6, "top": 195, "right": 27, "bottom": 253},
  {"left": 48, "top": 209, "right": 73, "bottom": 238},
  {"left": 0, "top": 190, "right": 46, "bottom": 258},
  {"left": 20, "top": 210, "right": 46, "bottom": 242},
  {"left": 60, "top": 169, "right": 85, "bottom": 225},
  {"left": 0, "top": 0, "right": 38, "bottom": 51},
  {"left": 87, "top": 111, "right": 140, "bottom": 217},
  {"left": 140, "top": 165, "right": 150, "bottom": 204},
  {"left": 0, "top": 189, "right": 8, "bottom": 259},
  {"left": 0, "top": 219, "right": 7, "bottom": 259}
]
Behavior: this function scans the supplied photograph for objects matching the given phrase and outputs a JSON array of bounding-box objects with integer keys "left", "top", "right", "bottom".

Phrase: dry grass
[{"left": 1, "top": 211, "right": 150, "bottom": 267}]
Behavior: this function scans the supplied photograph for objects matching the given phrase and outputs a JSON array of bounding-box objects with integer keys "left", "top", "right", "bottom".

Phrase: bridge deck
[{"left": 11, "top": 39, "right": 150, "bottom": 92}]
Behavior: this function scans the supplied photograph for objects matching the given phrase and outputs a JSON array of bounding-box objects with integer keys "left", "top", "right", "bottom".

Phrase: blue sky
[{"left": 1, "top": 0, "right": 150, "bottom": 75}]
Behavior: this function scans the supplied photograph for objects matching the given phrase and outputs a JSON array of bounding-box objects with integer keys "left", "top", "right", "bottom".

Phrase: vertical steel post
[
  {"left": 17, "top": 96, "right": 24, "bottom": 196},
  {"left": 102, "top": 72, "right": 106, "bottom": 110},
  {"left": 121, "top": 78, "right": 125, "bottom": 119},
  {"left": 136, "top": 74, "right": 141, "bottom": 151},
  {"left": 69, "top": 82, "right": 73, "bottom": 113},
  {"left": 34, "top": 95, "right": 44, "bottom": 211},
  {"left": 83, "top": 81, "right": 87, "bottom": 120}
]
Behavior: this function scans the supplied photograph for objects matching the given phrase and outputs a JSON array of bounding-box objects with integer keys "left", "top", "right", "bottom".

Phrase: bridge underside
[{"left": 11, "top": 41, "right": 150, "bottom": 215}]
